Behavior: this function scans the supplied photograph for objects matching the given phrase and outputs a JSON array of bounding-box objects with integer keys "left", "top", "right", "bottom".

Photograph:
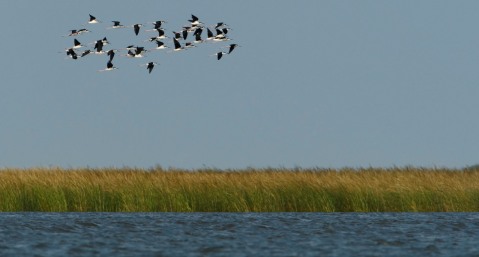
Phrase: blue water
[{"left": 0, "top": 213, "right": 478, "bottom": 256}]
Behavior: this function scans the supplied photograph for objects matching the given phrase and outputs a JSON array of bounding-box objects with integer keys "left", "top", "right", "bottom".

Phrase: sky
[{"left": 0, "top": 0, "right": 478, "bottom": 169}]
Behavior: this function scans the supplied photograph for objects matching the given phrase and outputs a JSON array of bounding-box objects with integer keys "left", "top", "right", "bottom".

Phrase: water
[{"left": 0, "top": 213, "right": 478, "bottom": 256}]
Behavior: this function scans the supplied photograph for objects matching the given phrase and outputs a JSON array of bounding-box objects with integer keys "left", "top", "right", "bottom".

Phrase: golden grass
[{"left": 0, "top": 166, "right": 478, "bottom": 212}]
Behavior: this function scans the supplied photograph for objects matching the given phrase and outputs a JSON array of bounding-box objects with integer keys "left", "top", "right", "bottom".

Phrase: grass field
[{"left": 0, "top": 166, "right": 478, "bottom": 212}]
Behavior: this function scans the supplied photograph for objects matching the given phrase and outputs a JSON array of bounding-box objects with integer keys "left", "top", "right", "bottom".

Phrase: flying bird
[
  {"left": 81, "top": 14, "right": 101, "bottom": 26},
  {"left": 142, "top": 28, "right": 168, "bottom": 42},
  {"left": 208, "top": 52, "right": 227, "bottom": 60},
  {"left": 59, "top": 39, "right": 84, "bottom": 52},
  {"left": 187, "top": 14, "right": 202, "bottom": 25},
  {"left": 139, "top": 62, "right": 159, "bottom": 74},
  {"left": 98, "top": 61, "right": 118, "bottom": 72},
  {"left": 220, "top": 44, "right": 240, "bottom": 54},
  {"left": 105, "top": 21, "right": 126, "bottom": 29},
  {"left": 106, "top": 49, "right": 119, "bottom": 61},
  {"left": 210, "top": 22, "right": 228, "bottom": 29},
  {"left": 63, "top": 49, "right": 78, "bottom": 60},
  {"left": 148, "top": 41, "right": 168, "bottom": 51},
  {"left": 127, "top": 24, "right": 144, "bottom": 35},
  {"left": 166, "top": 38, "right": 187, "bottom": 53}
]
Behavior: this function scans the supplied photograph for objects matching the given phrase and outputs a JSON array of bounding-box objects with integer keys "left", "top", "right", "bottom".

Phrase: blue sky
[{"left": 0, "top": 0, "right": 478, "bottom": 169}]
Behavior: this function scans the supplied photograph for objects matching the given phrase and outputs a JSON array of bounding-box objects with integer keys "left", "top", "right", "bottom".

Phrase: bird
[
  {"left": 191, "top": 33, "right": 204, "bottom": 44},
  {"left": 77, "top": 29, "right": 91, "bottom": 35},
  {"left": 139, "top": 62, "right": 159, "bottom": 74},
  {"left": 210, "top": 37, "right": 232, "bottom": 44},
  {"left": 209, "top": 22, "right": 228, "bottom": 29},
  {"left": 168, "top": 31, "right": 186, "bottom": 43},
  {"left": 148, "top": 41, "right": 168, "bottom": 51},
  {"left": 215, "top": 29, "right": 226, "bottom": 39},
  {"left": 166, "top": 38, "right": 187, "bottom": 53},
  {"left": 193, "top": 26, "right": 205, "bottom": 37},
  {"left": 121, "top": 47, "right": 146, "bottom": 58},
  {"left": 187, "top": 14, "right": 202, "bottom": 25},
  {"left": 93, "top": 40, "right": 104, "bottom": 53},
  {"left": 80, "top": 50, "right": 93, "bottom": 57},
  {"left": 62, "top": 30, "right": 79, "bottom": 37},
  {"left": 221, "top": 28, "right": 232, "bottom": 35},
  {"left": 119, "top": 45, "right": 137, "bottom": 51},
  {"left": 98, "top": 61, "right": 118, "bottom": 72},
  {"left": 145, "top": 21, "right": 167, "bottom": 31},
  {"left": 105, "top": 21, "right": 126, "bottom": 29},
  {"left": 182, "top": 25, "right": 200, "bottom": 33},
  {"left": 63, "top": 49, "right": 78, "bottom": 60},
  {"left": 105, "top": 49, "right": 118, "bottom": 61},
  {"left": 184, "top": 42, "right": 196, "bottom": 48},
  {"left": 127, "top": 24, "right": 144, "bottom": 36},
  {"left": 142, "top": 28, "right": 168, "bottom": 42},
  {"left": 87, "top": 37, "right": 110, "bottom": 47},
  {"left": 204, "top": 28, "right": 215, "bottom": 41},
  {"left": 59, "top": 39, "right": 84, "bottom": 53},
  {"left": 220, "top": 44, "right": 240, "bottom": 54},
  {"left": 208, "top": 52, "right": 227, "bottom": 60},
  {"left": 81, "top": 14, "right": 101, "bottom": 26}
]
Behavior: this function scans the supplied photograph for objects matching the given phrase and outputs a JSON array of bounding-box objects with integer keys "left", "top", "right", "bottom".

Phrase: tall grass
[{"left": 0, "top": 166, "right": 478, "bottom": 212}]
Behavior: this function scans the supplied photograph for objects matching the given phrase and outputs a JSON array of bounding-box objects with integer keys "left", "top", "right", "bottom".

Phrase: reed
[{"left": 0, "top": 166, "right": 478, "bottom": 212}]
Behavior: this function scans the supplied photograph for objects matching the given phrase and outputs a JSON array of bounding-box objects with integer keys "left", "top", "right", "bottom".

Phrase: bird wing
[
  {"left": 74, "top": 39, "right": 81, "bottom": 46},
  {"left": 113, "top": 21, "right": 120, "bottom": 26},
  {"left": 229, "top": 45, "right": 236, "bottom": 54},
  {"left": 107, "top": 61, "right": 113, "bottom": 68},
  {"left": 173, "top": 38, "right": 181, "bottom": 49},
  {"left": 191, "top": 14, "right": 199, "bottom": 21},
  {"left": 195, "top": 33, "right": 202, "bottom": 41},
  {"left": 157, "top": 41, "right": 164, "bottom": 46},
  {"left": 207, "top": 28, "right": 213, "bottom": 38},
  {"left": 134, "top": 25, "right": 140, "bottom": 35},
  {"left": 89, "top": 14, "right": 96, "bottom": 21},
  {"left": 182, "top": 30, "right": 188, "bottom": 40},
  {"left": 218, "top": 52, "right": 223, "bottom": 60}
]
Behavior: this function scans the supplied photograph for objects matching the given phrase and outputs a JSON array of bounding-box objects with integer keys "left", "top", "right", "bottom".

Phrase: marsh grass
[{"left": 0, "top": 166, "right": 478, "bottom": 212}]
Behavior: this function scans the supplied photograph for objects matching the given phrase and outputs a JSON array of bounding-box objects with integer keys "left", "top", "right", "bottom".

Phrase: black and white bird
[
  {"left": 62, "top": 30, "right": 79, "bottom": 37},
  {"left": 93, "top": 40, "right": 104, "bottom": 53},
  {"left": 191, "top": 33, "right": 204, "bottom": 44},
  {"left": 127, "top": 24, "right": 144, "bottom": 36},
  {"left": 98, "top": 61, "right": 118, "bottom": 72},
  {"left": 210, "top": 22, "right": 228, "bottom": 29},
  {"left": 81, "top": 14, "right": 101, "bottom": 26},
  {"left": 80, "top": 50, "right": 93, "bottom": 57},
  {"left": 215, "top": 29, "right": 226, "bottom": 39},
  {"left": 142, "top": 28, "right": 168, "bottom": 42},
  {"left": 193, "top": 26, "right": 205, "bottom": 37},
  {"left": 121, "top": 47, "right": 146, "bottom": 58},
  {"left": 59, "top": 39, "right": 84, "bottom": 52},
  {"left": 208, "top": 52, "right": 227, "bottom": 60},
  {"left": 166, "top": 38, "right": 187, "bottom": 53},
  {"left": 105, "top": 21, "right": 126, "bottom": 29},
  {"left": 63, "top": 49, "right": 78, "bottom": 60},
  {"left": 119, "top": 45, "right": 137, "bottom": 51},
  {"left": 184, "top": 42, "right": 196, "bottom": 48},
  {"left": 221, "top": 28, "right": 232, "bottom": 35},
  {"left": 169, "top": 31, "right": 186, "bottom": 43},
  {"left": 145, "top": 21, "right": 167, "bottom": 31},
  {"left": 77, "top": 29, "right": 91, "bottom": 35},
  {"left": 87, "top": 37, "right": 110, "bottom": 47},
  {"left": 148, "top": 41, "right": 168, "bottom": 51},
  {"left": 105, "top": 49, "right": 119, "bottom": 61},
  {"left": 186, "top": 14, "right": 202, "bottom": 25},
  {"left": 204, "top": 28, "right": 215, "bottom": 41},
  {"left": 139, "top": 62, "right": 159, "bottom": 74},
  {"left": 220, "top": 44, "right": 240, "bottom": 54},
  {"left": 211, "top": 37, "right": 232, "bottom": 44}
]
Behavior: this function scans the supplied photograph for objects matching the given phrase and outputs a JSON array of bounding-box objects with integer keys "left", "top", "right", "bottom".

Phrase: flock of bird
[{"left": 60, "top": 14, "right": 240, "bottom": 73}]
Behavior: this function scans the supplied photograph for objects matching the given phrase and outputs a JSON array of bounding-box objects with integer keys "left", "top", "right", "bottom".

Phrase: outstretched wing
[
  {"left": 107, "top": 61, "right": 113, "bottom": 68},
  {"left": 173, "top": 38, "right": 181, "bottom": 49},
  {"left": 191, "top": 14, "right": 199, "bottom": 21},
  {"left": 89, "top": 14, "right": 96, "bottom": 21}
]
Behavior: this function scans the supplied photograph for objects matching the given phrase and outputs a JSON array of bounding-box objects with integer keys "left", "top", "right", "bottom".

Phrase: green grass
[{"left": 0, "top": 166, "right": 478, "bottom": 212}]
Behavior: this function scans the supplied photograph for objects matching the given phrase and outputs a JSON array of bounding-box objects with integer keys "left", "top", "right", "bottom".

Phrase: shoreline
[{"left": 0, "top": 166, "right": 478, "bottom": 212}]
